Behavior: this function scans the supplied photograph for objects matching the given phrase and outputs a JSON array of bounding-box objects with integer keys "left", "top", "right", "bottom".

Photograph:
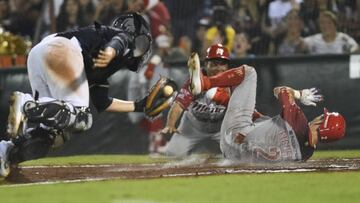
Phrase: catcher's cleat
[
  {"left": 0, "top": 141, "right": 14, "bottom": 177},
  {"left": 7, "top": 91, "right": 26, "bottom": 138},
  {"left": 0, "top": 157, "right": 10, "bottom": 177},
  {"left": 188, "top": 53, "right": 203, "bottom": 95}
]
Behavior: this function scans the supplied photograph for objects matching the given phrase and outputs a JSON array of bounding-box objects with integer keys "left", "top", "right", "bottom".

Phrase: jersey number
[{"left": 253, "top": 147, "right": 281, "bottom": 161}]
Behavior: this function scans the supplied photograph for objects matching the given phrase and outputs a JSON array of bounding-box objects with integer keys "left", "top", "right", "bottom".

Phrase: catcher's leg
[
  {"left": 8, "top": 127, "right": 67, "bottom": 164},
  {"left": 27, "top": 34, "right": 89, "bottom": 107},
  {"left": 0, "top": 126, "right": 68, "bottom": 177},
  {"left": 24, "top": 99, "right": 93, "bottom": 132},
  {"left": 0, "top": 140, "right": 14, "bottom": 177},
  {"left": 24, "top": 34, "right": 92, "bottom": 132},
  {"left": 7, "top": 91, "right": 92, "bottom": 135}
]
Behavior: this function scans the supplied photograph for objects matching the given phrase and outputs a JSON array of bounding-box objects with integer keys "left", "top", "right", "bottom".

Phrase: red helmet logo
[
  {"left": 206, "top": 44, "right": 230, "bottom": 60},
  {"left": 318, "top": 108, "right": 346, "bottom": 143}
]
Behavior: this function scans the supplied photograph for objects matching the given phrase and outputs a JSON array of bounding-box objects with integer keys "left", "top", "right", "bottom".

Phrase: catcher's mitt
[{"left": 145, "top": 76, "right": 178, "bottom": 118}]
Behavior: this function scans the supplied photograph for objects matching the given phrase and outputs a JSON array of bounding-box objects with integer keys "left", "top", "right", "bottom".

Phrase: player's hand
[
  {"left": 93, "top": 47, "right": 116, "bottom": 68},
  {"left": 160, "top": 126, "right": 179, "bottom": 136},
  {"left": 299, "top": 87, "right": 323, "bottom": 106}
]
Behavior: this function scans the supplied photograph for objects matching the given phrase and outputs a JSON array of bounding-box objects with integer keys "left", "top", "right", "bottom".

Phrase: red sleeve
[
  {"left": 278, "top": 89, "right": 314, "bottom": 159},
  {"left": 278, "top": 89, "right": 309, "bottom": 138},
  {"left": 175, "top": 80, "right": 193, "bottom": 110}
]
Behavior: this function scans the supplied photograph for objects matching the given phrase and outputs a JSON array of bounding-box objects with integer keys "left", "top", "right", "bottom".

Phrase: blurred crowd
[{"left": 1, "top": 0, "right": 360, "bottom": 59}]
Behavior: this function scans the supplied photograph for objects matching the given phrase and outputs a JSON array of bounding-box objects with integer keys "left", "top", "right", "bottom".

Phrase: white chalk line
[
  {"left": 2, "top": 158, "right": 360, "bottom": 187},
  {"left": 0, "top": 177, "right": 111, "bottom": 187}
]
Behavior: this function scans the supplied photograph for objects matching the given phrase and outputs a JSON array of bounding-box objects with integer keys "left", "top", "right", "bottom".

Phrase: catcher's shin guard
[
  {"left": 23, "top": 100, "right": 93, "bottom": 132},
  {"left": 8, "top": 127, "right": 67, "bottom": 164}
]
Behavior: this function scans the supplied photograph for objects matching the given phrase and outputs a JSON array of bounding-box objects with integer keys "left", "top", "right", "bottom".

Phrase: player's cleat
[
  {"left": 0, "top": 141, "right": 14, "bottom": 177},
  {"left": 7, "top": 91, "right": 27, "bottom": 138},
  {"left": 188, "top": 53, "right": 203, "bottom": 95}
]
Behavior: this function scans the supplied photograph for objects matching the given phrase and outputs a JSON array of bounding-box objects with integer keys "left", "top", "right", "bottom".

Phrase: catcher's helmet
[
  {"left": 318, "top": 108, "right": 346, "bottom": 143},
  {"left": 205, "top": 44, "right": 230, "bottom": 61},
  {"left": 112, "top": 12, "right": 152, "bottom": 72}
]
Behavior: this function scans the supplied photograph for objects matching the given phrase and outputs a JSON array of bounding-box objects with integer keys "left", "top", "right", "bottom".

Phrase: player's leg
[
  {"left": 26, "top": 36, "right": 92, "bottom": 132},
  {"left": 188, "top": 53, "right": 245, "bottom": 95},
  {"left": 164, "top": 133, "right": 197, "bottom": 156},
  {"left": 220, "top": 65, "right": 258, "bottom": 158},
  {"left": 163, "top": 116, "right": 203, "bottom": 156},
  {"left": 1, "top": 36, "right": 92, "bottom": 176},
  {"left": 221, "top": 65, "right": 257, "bottom": 134}
]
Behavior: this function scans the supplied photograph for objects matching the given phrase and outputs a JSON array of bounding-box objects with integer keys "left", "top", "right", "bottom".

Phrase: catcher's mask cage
[{"left": 112, "top": 12, "right": 153, "bottom": 72}]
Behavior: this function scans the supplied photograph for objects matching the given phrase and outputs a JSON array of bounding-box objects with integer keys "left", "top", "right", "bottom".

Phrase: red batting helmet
[
  {"left": 205, "top": 44, "right": 230, "bottom": 61},
  {"left": 318, "top": 108, "right": 346, "bottom": 143}
]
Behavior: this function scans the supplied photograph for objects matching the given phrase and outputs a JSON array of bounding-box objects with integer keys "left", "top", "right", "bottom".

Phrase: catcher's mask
[
  {"left": 145, "top": 77, "right": 178, "bottom": 118},
  {"left": 112, "top": 12, "right": 152, "bottom": 72}
]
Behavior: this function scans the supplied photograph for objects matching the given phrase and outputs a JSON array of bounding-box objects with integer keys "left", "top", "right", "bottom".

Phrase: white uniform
[
  {"left": 220, "top": 66, "right": 307, "bottom": 162},
  {"left": 27, "top": 34, "right": 89, "bottom": 107}
]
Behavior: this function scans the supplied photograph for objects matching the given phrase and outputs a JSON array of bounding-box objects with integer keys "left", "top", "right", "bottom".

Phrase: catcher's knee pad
[
  {"left": 72, "top": 106, "right": 93, "bottom": 132},
  {"left": 23, "top": 100, "right": 92, "bottom": 132}
]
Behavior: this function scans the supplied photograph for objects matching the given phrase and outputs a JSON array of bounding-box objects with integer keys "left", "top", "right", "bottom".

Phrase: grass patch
[
  {"left": 1, "top": 172, "right": 360, "bottom": 203},
  {"left": 1, "top": 150, "right": 360, "bottom": 203},
  {"left": 311, "top": 149, "right": 360, "bottom": 159},
  {"left": 18, "top": 150, "right": 360, "bottom": 166},
  {"left": 20, "top": 154, "right": 169, "bottom": 166}
]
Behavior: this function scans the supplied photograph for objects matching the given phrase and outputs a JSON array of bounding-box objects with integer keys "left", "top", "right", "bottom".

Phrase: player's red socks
[{"left": 203, "top": 66, "right": 245, "bottom": 91}]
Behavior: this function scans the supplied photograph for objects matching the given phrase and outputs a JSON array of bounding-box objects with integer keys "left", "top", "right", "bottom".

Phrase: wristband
[
  {"left": 294, "top": 90, "right": 301, "bottom": 99},
  {"left": 134, "top": 97, "right": 147, "bottom": 112}
]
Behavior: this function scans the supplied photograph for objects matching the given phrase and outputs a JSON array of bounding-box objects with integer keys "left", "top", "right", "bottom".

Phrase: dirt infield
[{"left": 4, "top": 158, "right": 360, "bottom": 185}]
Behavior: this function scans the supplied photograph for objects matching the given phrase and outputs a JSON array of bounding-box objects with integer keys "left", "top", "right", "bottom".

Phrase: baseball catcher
[
  {"left": 0, "top": 12, "right": 175, "bottom": 177},
  {"left": 187, "top": 55, "right": 346, "bottom": 162}
]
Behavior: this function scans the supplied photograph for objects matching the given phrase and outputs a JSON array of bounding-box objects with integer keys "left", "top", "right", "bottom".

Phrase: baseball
[{"left": 163, "top": 85, "right": 174, "bottom": 97}]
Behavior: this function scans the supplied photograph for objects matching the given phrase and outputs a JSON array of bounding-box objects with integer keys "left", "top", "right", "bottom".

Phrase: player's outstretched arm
[
  {"left": 273, "top": 86, "right": 323, "bottom": 106},
  {"left": 105, "top": 98, "right": 136, "bottom": 112},
  {"left": 160, "top": 101, "right": 184, "bottom": 136},
  {"left": 273, "top": 86, "right": 297, "bottom": 104}
]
